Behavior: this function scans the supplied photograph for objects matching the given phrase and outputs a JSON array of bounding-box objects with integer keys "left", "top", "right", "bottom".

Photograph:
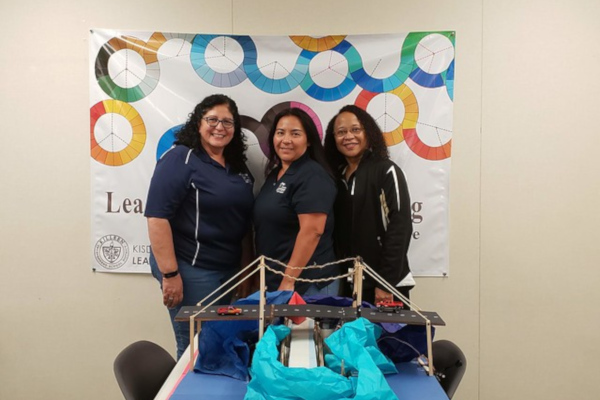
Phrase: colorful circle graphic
[
  {"left": 403, "top": 126, "right": 452, "bottom": 161},
  {"left": 90, "top": 100, "right": 146, "bottom": 166},
  {"left": 403, "top": 32, "right": 455, "bottom": 92},
  {"left": 191, "top": 35, "right": 247, "bottom": 87},
  {"left": 239, "top": 36, "right": 307, "bottom": 94},
  {"left": 95, "top": 32, "right": 195, "bottom": 102},
  {"left": 300, "top": 41, "right": 356, "bottom": 101},
  {"left": 345, "top": 42, "right": 413, "bottom": 93},
  {"left": 95, "top": 35, "right": 160, "bottom": 102},
  {"left": 356, "top": 85, "right": 451, "bottom": 160},
  {"left": 355, "top": 84, "right": 418, "bottom": 147}
]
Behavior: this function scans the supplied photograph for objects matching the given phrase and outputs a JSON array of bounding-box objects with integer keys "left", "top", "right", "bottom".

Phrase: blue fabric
[
  {"left": 194, "top": 291, "right": 294, "bottom": 380},
  {"left": 302, "top": 294, "right": 372, "bottom": 308},
  {"left": 245, "top": 318, "right": 399, "bottom": 400},
  {"left": 195, "top": 322, "right": 253, "bottom": 381},
  {"left": 377, "top": 325, "right": 434, "bottom": 363},
  {"left": 150, "top": 253, "right": 236, "bottom": 359}
]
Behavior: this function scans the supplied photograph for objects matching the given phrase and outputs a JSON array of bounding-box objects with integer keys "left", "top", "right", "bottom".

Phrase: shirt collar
[
  {"left": 195, "top": 145, "right": 228, "bottom": 171},
  {"left": 340, "top": 149, "right": 374, "bottom": 179},
  {"left": 280, "top": 151, "right": 311, "bottom": 176}
]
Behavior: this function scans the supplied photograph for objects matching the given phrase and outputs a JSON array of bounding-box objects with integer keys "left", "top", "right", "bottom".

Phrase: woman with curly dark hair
[
  {"left": 254, "top": 108, "right": 339, "bottom": 295},
  {"left": 324, "top": 105, "right": 415, "bottom": 306},
  {"left": 174, "top": 94, "right": 247, "bottom": 173},
  {"left": 145, "top": 94, "right": 254, "bottom": 358}
]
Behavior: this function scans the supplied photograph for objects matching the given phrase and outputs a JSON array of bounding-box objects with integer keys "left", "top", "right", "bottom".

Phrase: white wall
[{"left": 0, "top": 1, "right": 597, "bottom": 399}]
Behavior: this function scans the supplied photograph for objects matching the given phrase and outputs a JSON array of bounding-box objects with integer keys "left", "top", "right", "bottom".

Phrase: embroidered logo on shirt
[
  {"left": 239, "top": 173, "right": 252, "bottom": 185},
  {"left": 276, "top": 182, "right": 287, "bottom": 194}
]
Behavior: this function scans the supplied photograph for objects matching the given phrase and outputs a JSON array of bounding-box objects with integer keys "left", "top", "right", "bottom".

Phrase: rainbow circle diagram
[
  {"left": 239, "top": 36, "right": 307, "bottom": 94},
  {"left": 95, "top": 32, "right": 194, "bottom": 102},
  {"left": 355, "top": 85, "right": 419, "bottom": 147},
  {"left": 403, "top": 124, "right": 452, "bottom": 161},
  {"left": 90, "top": 100, "right": 146, "bottom": 166},
  {"left": 299, "top": 40, "right": 357, "bottom": 102},
  {"left": 191, "top": 35, "right": 247, "bottom": 88},
  {"left": 95, "top": 35, "right": 160, "bottom": 102},
  {"left": 355, "top": 84, "right": 451, "bottom": 161},
  {"left": 345, "top": 43, "right": 412, "bottom": 93},
  {"left": 403, "top": 32, "right": 455, "bottom": 97}
]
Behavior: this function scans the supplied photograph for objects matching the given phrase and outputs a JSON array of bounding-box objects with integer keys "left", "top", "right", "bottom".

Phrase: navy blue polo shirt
[
  {"left": 254, "top": 153, "right": 338, "bottom": 293},
  {"left": 145, "top": 145, "right": 254, "bottom": 270}
]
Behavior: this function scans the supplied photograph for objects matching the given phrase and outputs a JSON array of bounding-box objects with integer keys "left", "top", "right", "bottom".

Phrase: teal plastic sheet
[
  {"left": 325, "top": 317, "right": 398, "bottom": 376},
  {"left": 244, "top": 318, "right": 398, "bottom": 400}
]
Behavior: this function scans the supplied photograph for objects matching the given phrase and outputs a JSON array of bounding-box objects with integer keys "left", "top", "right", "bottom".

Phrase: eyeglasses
[
  {"left": 334, "top": 127, "right": 364, "bottom": 138},
  {"left": 203, "top": 116, "right": 235, "bottom": 129}
]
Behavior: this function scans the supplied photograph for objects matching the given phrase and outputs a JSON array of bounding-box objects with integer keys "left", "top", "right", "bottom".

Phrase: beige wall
[
  {"left": 0, "top": 0, "right": 597, "bottom": 399},
  {"left": 480, "top": 1, "right": 600, "bottom": 399}
]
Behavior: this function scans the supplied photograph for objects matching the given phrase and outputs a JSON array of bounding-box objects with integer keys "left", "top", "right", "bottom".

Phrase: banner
[{"left": 89, "top": 30, "right": 455, "bottom": 276}]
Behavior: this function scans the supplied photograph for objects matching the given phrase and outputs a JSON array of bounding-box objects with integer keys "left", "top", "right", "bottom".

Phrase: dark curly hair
[
  {"left": 324, "top": 104, "right": 389, "bottom": 177},
  {"left": 175, "top": 94, "right": 247, "bottom": 173},
  {"left": 264, "top": 108, "right": 333, "bottom": 178}
]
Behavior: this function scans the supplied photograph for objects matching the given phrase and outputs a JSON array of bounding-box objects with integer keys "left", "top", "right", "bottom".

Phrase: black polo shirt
[
  {"left": 145, "top": 145, "right": 254, "bottom": 270},
  {"left": 254, "top": 153, "right": 338, "bottom": 293}
]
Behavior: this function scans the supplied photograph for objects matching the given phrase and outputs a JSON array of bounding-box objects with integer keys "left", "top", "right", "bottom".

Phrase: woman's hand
[
  {"left": 277, "top": 278, "right": 295, "bottom": 292},
  {"left": 162, "top": 274, "right": 183, "bottom": 308},
  {"left": 375, "top": 287, "right": 393, "bottom": 303},
  {"left": 148, "top": 217, "right": 183, "bottom": 308}
]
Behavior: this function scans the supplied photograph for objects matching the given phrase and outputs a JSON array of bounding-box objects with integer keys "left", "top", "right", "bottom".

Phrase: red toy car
[
  {"left": 376, "top": 299, "right": 404, "bottom": 313},
  {"left": 217, "top": 306, "right": 243, "bottom": 316}
]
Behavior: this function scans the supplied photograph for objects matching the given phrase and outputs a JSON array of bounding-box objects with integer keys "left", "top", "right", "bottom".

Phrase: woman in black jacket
[{"left": 324, "top": 105, "right": 414, "bottom": 305}]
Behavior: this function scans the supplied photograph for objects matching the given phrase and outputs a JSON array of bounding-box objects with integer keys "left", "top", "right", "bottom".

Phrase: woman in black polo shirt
[
  {"left": 324, "top": 105, "right": 415, "bottom": 305},
  {"left": 254, "top": 108, "right": 339, "bottom": 295},
  {"left": 145, "top": 94, "right": 254, "bottom": 358}
]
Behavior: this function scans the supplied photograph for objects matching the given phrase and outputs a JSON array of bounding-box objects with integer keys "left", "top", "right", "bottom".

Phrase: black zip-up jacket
[{"left": 334, "top": 151, "right": 413, "bottom": 292}]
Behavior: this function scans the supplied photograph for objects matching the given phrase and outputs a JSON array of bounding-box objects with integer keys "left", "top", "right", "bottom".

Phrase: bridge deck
[{"left": 175, "top": 304, "right": 445, "bottom": 326}]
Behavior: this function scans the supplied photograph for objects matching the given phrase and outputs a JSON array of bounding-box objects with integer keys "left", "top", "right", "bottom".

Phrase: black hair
[
  {"left": 324, "top": 104, "right": 389, "bottom": 177},
  {"left": 264, "top": 108, "right": 333, "bottom": 178},
  {"left": 175, "top": 94, "right": 247, "bottom": 173}
]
